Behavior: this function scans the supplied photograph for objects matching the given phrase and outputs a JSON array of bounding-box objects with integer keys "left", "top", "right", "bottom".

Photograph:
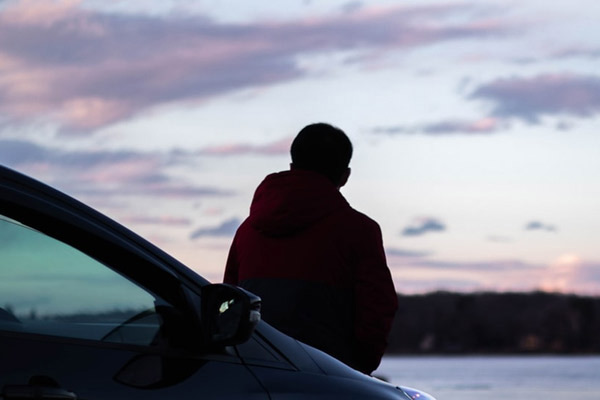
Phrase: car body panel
[{"left": 0, "top": 332, "right": 268, "bottom": 400}]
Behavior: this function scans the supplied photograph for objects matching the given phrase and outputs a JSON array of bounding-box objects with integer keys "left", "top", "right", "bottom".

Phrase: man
[{"left": 224, "top": 123, "right": 397, "bottom": 374}]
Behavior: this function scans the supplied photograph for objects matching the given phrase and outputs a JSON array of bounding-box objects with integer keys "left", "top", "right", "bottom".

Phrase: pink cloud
[
  {"left": 77, "top": 158, "right": 161, "bottom": 184},
  {"left": 1, "top": 0, "right": 81, "bottom": 27},
  {"left": 539, "top": 256, "right": 600, "bottom": 296},
  {"left": 59, "top": 97, "right": 132, "bottom": 130},
  {"left": 468, "top": 117, "right": 498, "bottom": 131},
  {"left": 0, "top": 1, "right": 507, "bottom": 132},
  {"left": 422, "top": 117, "right": 502, "bottom": 134},
  {"left": 389, "top": 253, "right": 600, "bottom": 295},
  {"left": 1, "top": 138, "right": 233, "bottom": 200}
]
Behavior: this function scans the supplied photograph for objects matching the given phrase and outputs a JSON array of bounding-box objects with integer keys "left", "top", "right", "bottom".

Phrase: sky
[{"left": 1, "top": 0, "right": 599, "bottom": 295}]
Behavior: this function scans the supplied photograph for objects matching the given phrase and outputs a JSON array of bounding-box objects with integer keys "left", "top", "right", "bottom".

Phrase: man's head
[{"left": 290, "top": 123, "right": 353, "bottom": 187}]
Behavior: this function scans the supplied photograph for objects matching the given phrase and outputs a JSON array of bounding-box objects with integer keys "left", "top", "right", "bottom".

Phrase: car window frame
[
  {"left": 0, "top": 171, "right": 192, "bottom": 296},
  {"left": 0, "top": 186, "right": 200, "bottom": 353}
]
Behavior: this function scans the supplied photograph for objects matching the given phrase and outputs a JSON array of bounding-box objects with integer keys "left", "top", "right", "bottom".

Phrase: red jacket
[{"left": 224, "top": 169, "right": 397, "bottom": 374}]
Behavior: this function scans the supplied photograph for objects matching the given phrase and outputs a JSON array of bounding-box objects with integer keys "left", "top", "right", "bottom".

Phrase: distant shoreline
[{"left": 387, "top": 291, "right": 600, "bottom": 354}]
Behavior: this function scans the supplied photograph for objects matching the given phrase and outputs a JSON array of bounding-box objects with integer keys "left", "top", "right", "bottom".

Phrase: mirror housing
[{"left": 201, "top": 284, "right": 261, "bottom": 347}]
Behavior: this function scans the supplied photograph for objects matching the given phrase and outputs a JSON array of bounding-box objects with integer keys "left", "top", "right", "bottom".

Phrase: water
[{"left": 375, "top": 355, "right": 600, "bottom": 400}]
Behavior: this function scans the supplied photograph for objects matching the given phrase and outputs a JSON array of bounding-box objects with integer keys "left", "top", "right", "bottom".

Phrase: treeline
[{"left": 387, "top": 291, "right": 600, "bottom": 354}]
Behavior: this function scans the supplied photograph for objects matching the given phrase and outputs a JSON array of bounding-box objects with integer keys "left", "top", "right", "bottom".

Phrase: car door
[{"left": 0, "top": 172, "right": 268, "bottom": 400}]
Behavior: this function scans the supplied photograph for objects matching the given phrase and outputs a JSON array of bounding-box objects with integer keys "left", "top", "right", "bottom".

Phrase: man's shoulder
[{"left": 339, "top": 206, "right": 382, "bottom": 231}]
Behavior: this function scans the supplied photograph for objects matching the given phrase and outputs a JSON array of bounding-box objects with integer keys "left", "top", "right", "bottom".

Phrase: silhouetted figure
[{"left": 224, "top": 123, "right": 397, "bottom": 374}]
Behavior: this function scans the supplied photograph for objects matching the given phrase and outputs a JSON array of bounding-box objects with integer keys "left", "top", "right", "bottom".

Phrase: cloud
[
  {"left": 470, "top": 73, "right": 600, "bottom": 123},
  {"left": 373, "top": 73, "right": 600, "bottom": 136},
  {"left": 119, "top": 216, "right": 192, "bottom": 226},
  {"left": 510, "top": 47, "right": 600, "bottom": 65},
  {"left": 340, "top": 2, "right": 363, "bottom": 14},
  {"left": 486, "top": 235, "right": 513, "bottom": 243},
  {"left": 389, "top": 256, "right": 547, "bottom": 293},
  {"left": 386, "top": 247, "right": 432, "bottom": 258},
  {"left": 550, "top": 47, "right": 600, "bottom": 60},
  {"left": 575, "top": 261, "right": 600, "bottom": 293},
  {"left": 421, "top": 117, "right": 502, "bottom": 134},
  {"left": 190, "top": 217, "right": 241, "bottom": 239},
  {"left": 391, "top": 252, "right": 600, "bottom": 295},
  {"left": 0, "top": 1, "right": 507, "bottom": 132},
  {"left": 402, "top": 217, "right": 446, "bottom": 237},
  {"left": 404, "top": 258, "right": 541, "bottom": 272},
  {"left": 196, "top": 137, "right": 292, "bottom": 156},
  {"left": 0, "top": 138, "right": 233, "bottom": 199},
  {"left": 555, "top": 121, "right": 574, "bottom": 131},
  {"left": 373, "top": 117, "right": 503, "bottom": 135},
  {"left": 539, "top": 255, "right": 600, "bottom": 295},
  {"left": 371, "top": 126, "right": 413, "bottom": 135},
  {"left": 74, "top": 182, "right": 231, "bottom": 199},
  {"left": 394, "top": 278, "right": 487, "bottom": 294},
  {"left": 0, "top": 138, "right": 149, "bottom": 168},
  {"left": 525, "top": 220, "right": 557, "bottom": 232}
]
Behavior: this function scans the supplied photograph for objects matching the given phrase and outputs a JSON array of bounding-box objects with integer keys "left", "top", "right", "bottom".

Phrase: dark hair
[{"left": 290, "top": 123, "right": 353, "bottom": 184}]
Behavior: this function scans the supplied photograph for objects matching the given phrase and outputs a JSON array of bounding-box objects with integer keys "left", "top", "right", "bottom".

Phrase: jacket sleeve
[
  {"left": 223, "top": 234, "right": 240, "bottom": 285},
  {"left": 352, "top": 219, "right": 398, "bottom": 374}
]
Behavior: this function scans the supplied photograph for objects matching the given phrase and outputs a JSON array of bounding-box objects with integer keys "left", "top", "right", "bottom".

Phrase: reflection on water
[{"left": 375, "top": 355, "right": 600, "bottom": 400}]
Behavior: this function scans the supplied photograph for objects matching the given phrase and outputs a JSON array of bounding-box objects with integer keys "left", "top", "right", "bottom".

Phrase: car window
[{"left": 0, "top": 214, "right": 166, "bottom": 346}]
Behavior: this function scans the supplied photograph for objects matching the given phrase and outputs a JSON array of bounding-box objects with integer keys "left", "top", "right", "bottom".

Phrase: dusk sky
[{"left": 1, "top": 0, "right": 599, "bottom": 294}]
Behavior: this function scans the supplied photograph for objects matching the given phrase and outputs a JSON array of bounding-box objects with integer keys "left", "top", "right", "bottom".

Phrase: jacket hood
[{"left": 248, "top": 169, "right": 349, "bottom": 236}]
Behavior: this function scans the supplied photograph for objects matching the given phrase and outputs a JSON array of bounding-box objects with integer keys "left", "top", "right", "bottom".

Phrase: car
[{"left": 0, "top": 165, "right": 435, "bottom": 400}]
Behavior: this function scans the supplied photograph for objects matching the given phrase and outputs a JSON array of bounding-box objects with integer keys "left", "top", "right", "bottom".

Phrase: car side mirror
[{"left": 201, "top": 284, "right": 261, "bottom": 347}]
